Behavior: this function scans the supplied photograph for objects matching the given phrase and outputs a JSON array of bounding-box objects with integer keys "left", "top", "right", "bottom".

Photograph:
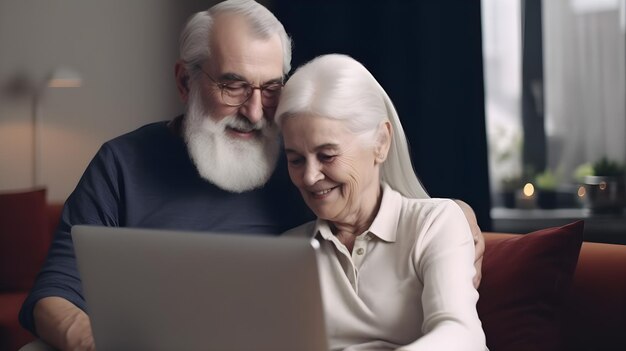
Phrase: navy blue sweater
[{"left": 19, "top": 118, "right": 313, "bottom": 334}]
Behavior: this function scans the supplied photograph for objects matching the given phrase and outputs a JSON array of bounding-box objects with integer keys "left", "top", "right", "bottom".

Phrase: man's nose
[{"left": 239, "top": 89, "right": 264, "bottom": 124}]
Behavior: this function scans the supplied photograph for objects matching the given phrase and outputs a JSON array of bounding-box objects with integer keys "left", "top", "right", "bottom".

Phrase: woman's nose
[{"left": 303, "top": 162, "right": 323, "bottom": 186}]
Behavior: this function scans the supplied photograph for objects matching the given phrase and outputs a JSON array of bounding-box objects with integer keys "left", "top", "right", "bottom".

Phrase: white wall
[{"left": 0, "top": 0, "right": 216, "bottom": 202}]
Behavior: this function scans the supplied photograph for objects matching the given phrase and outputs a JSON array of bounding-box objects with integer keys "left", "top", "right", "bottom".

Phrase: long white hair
[{"left": 275, "top": 54, "right": 429, "bottom": 199}]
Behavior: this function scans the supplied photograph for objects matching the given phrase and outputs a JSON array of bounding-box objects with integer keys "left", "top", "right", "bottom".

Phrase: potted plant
[
  {"left": 581, "top": 157, "right": 626, "bottom": 214},
  {"left": 490, "top": 126, "right": 523, "bottom": 208},
  {"left": 534, "top": 169, "right": 558, "bottom": 209},
  {"left": 500, "top": 175, "right": 523, "bottom": 208}
]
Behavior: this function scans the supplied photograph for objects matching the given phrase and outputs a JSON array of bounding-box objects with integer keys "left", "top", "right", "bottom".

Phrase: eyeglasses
[{"left": 199, "top": 68, "right": 284, "bottom": 108}]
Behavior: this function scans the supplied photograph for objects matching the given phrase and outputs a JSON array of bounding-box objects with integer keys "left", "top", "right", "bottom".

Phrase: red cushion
[
  {"left": 0, "top": 292, "right": 35, "bottom": 350},
  {"left": 477, "top": 221, "right": 584, "bottom": 351},
  {"left": 0, "top": 188, "right": 50, "bottom": 291}
]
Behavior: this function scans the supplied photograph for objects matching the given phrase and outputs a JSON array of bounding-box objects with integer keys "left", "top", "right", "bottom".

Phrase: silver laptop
[{"left": 72, "top": 225, "right": 328, "bottom": 351}]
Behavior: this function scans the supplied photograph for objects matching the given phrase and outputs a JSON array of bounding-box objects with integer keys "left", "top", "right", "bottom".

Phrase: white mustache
[{"left": 225, "top": 116, "right": 266, "bottom": 132}]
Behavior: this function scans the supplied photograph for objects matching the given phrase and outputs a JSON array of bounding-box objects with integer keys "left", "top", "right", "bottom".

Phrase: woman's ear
[
  {"left": 374, "top": 120, "right": 392, "bottom": 165},
  {"left": 175, "top": 60, "right": 191, "bottom": 104}
]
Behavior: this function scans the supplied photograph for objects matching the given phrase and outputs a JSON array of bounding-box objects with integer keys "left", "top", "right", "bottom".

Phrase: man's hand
[
  {"left": 453, "top": 199, "right": 485, "bottom": 289},
  {"left": 34, "top": 297, "right": 95, "bottom": 351}
]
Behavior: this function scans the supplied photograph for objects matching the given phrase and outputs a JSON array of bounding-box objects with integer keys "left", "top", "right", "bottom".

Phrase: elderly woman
[{"left": 276, "top": 54, "right": 487, "bottom": 351}]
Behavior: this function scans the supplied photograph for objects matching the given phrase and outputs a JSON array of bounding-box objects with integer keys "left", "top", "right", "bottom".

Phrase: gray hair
[
  {"left": 179, "top": 0, "right": 292, "bottom": 81},
  {"left": 275, "top": 54, "right": 429, "bottom": 199}
]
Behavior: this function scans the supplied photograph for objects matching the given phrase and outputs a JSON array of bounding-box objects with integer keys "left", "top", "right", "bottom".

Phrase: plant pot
[
  {"left": 501, "top": 191, "right": 516, "bottom": 208},
  {"left": 536, "top": 190, "right": 558, "bottom": 209},
  {"left": 582, "top": 175, "right": 626, "bottom": 214}
]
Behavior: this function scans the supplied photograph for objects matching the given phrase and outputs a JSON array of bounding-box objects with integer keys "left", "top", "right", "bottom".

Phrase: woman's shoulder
[
  {"left": 395, "top": 196, "right": 468, "bottom": 235},
  {"left": 401, "top": 196, "right": 460, "bottom": 215}
]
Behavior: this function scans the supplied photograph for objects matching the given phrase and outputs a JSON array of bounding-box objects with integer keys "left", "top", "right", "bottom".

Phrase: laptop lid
[{"left": 72, "top": 225, "right": 328, "bottom": 351}]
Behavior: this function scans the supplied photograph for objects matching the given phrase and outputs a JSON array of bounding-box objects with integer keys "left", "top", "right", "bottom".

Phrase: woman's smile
[{"left": 310, "top": 185, "right": 339, "bottom": 199}]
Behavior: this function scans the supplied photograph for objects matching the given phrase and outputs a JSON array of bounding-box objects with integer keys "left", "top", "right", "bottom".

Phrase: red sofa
[
  {"left": 0, "top": 188, "right": 62, "bottom": 351},
  {"left": 482, "top": 231, "right": 626, "bottom": 350},
  {"left": 1, "top": 192, "right": 625, "bottom": 350}
]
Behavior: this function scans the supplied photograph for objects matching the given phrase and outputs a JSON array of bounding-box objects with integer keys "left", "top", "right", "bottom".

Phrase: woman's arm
[{"left": 398, "top": 200, "right": 487, "bottom": 351}]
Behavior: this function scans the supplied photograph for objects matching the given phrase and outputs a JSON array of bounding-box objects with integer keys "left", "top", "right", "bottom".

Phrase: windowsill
[{"left": 491, "top": 207, "right": 626, "bottom": 245}]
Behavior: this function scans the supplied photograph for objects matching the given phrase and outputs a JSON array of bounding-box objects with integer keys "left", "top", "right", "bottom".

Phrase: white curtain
[
  {"left": 543, "top": 0, "right": 626, "bottom": 181},
  {"left": 481, "top": 0, "right": 523, "bottom": 192}
]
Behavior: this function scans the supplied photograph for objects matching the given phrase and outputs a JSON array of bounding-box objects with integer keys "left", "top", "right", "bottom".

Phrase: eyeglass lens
[{"left": 220, "top": 82, "right": 282, "bottom": 107}]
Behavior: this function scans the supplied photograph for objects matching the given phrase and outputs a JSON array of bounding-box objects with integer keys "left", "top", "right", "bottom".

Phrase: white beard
[{"left": 182, "top": 88, "right": 280, "bottom": 193}]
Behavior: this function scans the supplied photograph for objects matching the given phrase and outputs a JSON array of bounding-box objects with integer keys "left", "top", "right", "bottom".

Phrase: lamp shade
[{"left": 46, "top": 67, "right": 82, "bottom": 88}]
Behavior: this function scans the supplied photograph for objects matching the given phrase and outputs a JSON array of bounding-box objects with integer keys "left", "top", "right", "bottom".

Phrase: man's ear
[
  {"left": 374, "top": 120, "right": 392, "bottom": 165},
  {"left": 175, "top": 60, "right": 191, "bottom": 104}
]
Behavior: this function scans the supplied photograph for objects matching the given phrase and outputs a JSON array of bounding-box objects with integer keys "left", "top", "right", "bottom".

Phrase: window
[{"left": 482, "top": 0, "right": 626, "bottom": 210}]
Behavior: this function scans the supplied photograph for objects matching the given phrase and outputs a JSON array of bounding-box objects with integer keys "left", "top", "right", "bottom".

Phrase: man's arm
[
  {"left": 452, "top": 199, "right": 484, "bottom": 288},
  {"left": 33, "top": 297, "right": 95, "bottom": 351},
  {"left": 19, "top": 144, "right": 122, "bottom": 347}
]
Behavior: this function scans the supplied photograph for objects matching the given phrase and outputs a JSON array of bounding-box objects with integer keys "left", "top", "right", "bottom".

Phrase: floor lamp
[{"left": 31, "top": 67, "right": 82, "bottom": 187}]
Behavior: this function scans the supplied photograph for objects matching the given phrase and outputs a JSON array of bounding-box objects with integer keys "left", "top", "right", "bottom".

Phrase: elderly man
[{"left": 19, "top": 1, "right": 484, "bottom": 350}]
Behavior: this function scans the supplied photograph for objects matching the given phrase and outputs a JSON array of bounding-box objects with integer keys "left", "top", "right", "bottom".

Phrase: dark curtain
[
  {"left": 521, "top": 0, "right": 546, "bottom": 174},
  {"left": 272, "top": 0, "right": 492, "bottom": 230}
]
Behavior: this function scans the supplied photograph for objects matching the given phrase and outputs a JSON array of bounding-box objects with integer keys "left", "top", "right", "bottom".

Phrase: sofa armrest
[
  {"left": 562, "top": 240, "right": 626, "bottom": 349},
  {"left": 484, "top": 232, "right": 518, "bottom": 241}
]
